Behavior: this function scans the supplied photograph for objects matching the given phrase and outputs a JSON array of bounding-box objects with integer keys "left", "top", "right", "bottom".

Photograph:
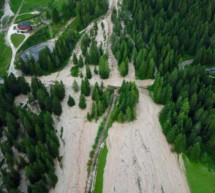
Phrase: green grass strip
[
  {"left": 0, "top": 34, "right": 12, "bottom": 76},
  {"left": 183, "top": 155, "right": 215, "bottom": 193},
  {"left": 11, "top": 34, "right": 25, "bottom": 48},
  {"left": 93, "top": 144, "right": 108, "bottom": 193}
]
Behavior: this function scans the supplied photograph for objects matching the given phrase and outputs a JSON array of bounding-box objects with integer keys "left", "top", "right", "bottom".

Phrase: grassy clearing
[
  {"left": 93, "top": 144, "right": 108, "bottom": 193},
  {"left": 183, "top": 155, "right": 215, "bottom": 193},
  {"left": 11, "top": 34, "right": 25, "bottom": 48},
  {"left": 10, "top": 0, "right": 22, "bottom": 13},
  {"left": 20, "top": 0, "right": 53, "bottom": 14},
  {"left": 16, "top": 13, "right": 38, "bottom": 22},
  {"left": 0, "top": 34, "right": 12, "bottom": 76}
]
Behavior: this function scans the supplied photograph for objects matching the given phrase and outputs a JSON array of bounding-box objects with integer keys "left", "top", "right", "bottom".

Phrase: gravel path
[{"left": 0, "top": 0, "right": 14, "bottom": 30}]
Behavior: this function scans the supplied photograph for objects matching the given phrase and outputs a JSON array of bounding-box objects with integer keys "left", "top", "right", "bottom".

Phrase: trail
[
  {"left": 54, "top": 17, "right": 75, "bottom": 40},
  {"left": 10, "top": 0, "right": 25, "bottom": 25},
  {"left": 85, "top": 92, "right": 117, "bottom": 193},
  {"left": 0, "top": 0, "right": 14, "bottom": 30},
  {"left": 6, "top": 0, "right": 25, "bottom": 76}
]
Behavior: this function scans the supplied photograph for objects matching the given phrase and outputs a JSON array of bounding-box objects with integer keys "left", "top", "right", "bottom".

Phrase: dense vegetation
[
  {"left": 17, "top": 0, "right": 109, "bottom": 76},
  {"left": 0, "top": 74, "right": 60, "bottom": 192},
  {"left": 153, "top": 66, "right": 215, "bottom": 161},
  {"left": 109, "top": 81, "right": 139, "bottom": 126},
  {"left": 71, "top": 26, "right": 110, "bottom": 80},
  {"left": 17, "top": 29, "right": 80, "bottom": 75},
  {"left": 115, "top": 0, "right": 215, "bottom": 164},
  {"left": 31, "top": 78, "right": 65, "bottom": 116},
  {"left": 87, "top": 83, "right": 114, "bottom": 121},
  {"left": 112, "top": 0, "right": 215, "bottom": 78}
]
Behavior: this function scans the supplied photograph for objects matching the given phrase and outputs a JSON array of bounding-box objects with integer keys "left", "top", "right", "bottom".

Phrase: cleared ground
[{"left": 103, "top": 89, "right": 190, "bottom": 193}]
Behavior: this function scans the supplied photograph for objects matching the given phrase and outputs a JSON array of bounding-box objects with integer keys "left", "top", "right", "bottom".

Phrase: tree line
[
  {"left": 118, "top": 0, "right": 215, "bottom": 163},
  {"left": 0, "top": 74, "right": 60, "bottom": 192},
  {"left": 87, "top": 82, "right": 114, "bottom": 121},
  {"left": 17, "top": 0, "right": 109, "bottom": 76},
  {"left": 153, "top": 66, "right": 215, "bottom": 161},
  {"left": 71, "top": 25, "right": 111, "bottom": 80},
  {"left": 31, "top": 77, "right": 65, "bottom": 116},
  {"left": 109, "top": 81, "right": 139, "bottom": 127},
  {"left": 111, "top": 0, "right": 215, "bottom": 79},
  {"left": 17, "top": 30, "right": 80, "bottom": 75}
]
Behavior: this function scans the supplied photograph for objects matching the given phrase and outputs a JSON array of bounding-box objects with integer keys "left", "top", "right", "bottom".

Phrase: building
[{"left": 17, "top": 21, "right": 32, "bottom": 33}]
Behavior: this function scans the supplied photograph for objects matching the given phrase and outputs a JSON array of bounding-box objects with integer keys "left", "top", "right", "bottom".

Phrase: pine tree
[
  {"left": 52, "top": 8, "right": 60, "bottom": 23},
  {"left": 117, "top": 111, "right": 124, "bottom": 123},
  {"left": 73, "top": 54, "right": 78, "bottom": 65},
  {"left": 72, "top": 80, "right": 79, "bottom": 92},
  {"left": 188, "top": 142, "right": 201, "bottom": 161},
  {"left": 78, "top": 56, "right": 84, "bottom": 67},
  {"left": 52, "top": 97, "right": 62, "bottom": 116},
  {"left": 81, "top": 78, "right": 91, "bottom": 96},
  {"left": 119, "top": 61, "right": 128, "bottom": 77},
  {"left": 94, "top": 66, "right": 98, "bottom": 74},
  {"left": 79, "top": 94, "right": 86, "bottom": 109},
  {"left": 126, "top": 106, "right": 133, "bottom": 121},
  {"left": 99, "top": 56, "right": 110, "bottom": 79},
  {"left": 166, "top": 128, "right": 176, "bottom": 143},
  {"left": 51, "top": 81, "right": 65, "bottom": 101},
  {"left": 68, "top": 96, "right": 75, "bottom": 107},
  {"left": 86, "top": 65, "right": 92, "bottom": 79},
  {"left": 98, "top": 100, "right": 104, "bottom": 115},
  {"left": 174, "top": 134, "right": 186, "bottom": 153},
  {"left": 207, "top": 134, "right": 215, "bottom": 159},
  {"left": 18, "top": 76, "right": 30, "bottom": 95}
]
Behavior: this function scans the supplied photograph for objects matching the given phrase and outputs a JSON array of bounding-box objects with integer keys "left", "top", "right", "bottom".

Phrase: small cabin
[{"left": 17, "top": 21, "right": 32, "bottom": 33}]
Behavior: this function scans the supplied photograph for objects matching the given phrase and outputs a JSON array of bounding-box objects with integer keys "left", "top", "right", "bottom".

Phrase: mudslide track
[{"left": 85, "top": 92, "right": 118, "bottom": 193}]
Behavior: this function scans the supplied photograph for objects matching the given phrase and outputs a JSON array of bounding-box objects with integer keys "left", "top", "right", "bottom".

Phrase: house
[{"left": 17, "top": 21, "right": 32, "bottom": 33}]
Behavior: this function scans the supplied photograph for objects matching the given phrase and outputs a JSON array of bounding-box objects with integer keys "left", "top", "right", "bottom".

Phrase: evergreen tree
[
  {"left": 67, "top": 96, "right": 75, "bottom": 107},
  {"left": 52, "top": 8, "right": 60, "bottom": 23},
  {"left": 117, "top": 111, "right": 124, "bottom": 123},
  {"left": 188, "top": 142, "right": 201, "bottom": 161},
  {"left": 119, "top": 61, "right": 128, "bottom": 77},
  {"left": 51, "top": 81, "right": 65, "bottom": 101},
  {"left": 18, "top": 76, "right": 30, "bottom": 95},
  {"left": 78, "top": 56, "right": 84, "bottom": 67},
  {"left": 72, "top": 80, "right": 79, "bottom": 92},
  {"left": 126, "top": 106, "right": 133, "bottom": 121},
  {"left": 99, "top": 56, "right": 110, "bottom": 79},
  {"left": 52, "top": 97, "right": 62, "bottom": 116},
  {"left": 166, "top": 128, "right": 176, "bottom": 144},
  {"left": 86, "top": 65, "right": 92, "bottom": 79},
  {"left": 73, "top": 54, "right": 78, "bottom": 65},
  {"left": 174, "top": 134, "right": 186, "bottom": 153},
  {"left": 79, "top": 94, "right": 86, "bottom": 109},
  {"left": 81, "top": 78, "right": 91, "bottom": 96}
]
